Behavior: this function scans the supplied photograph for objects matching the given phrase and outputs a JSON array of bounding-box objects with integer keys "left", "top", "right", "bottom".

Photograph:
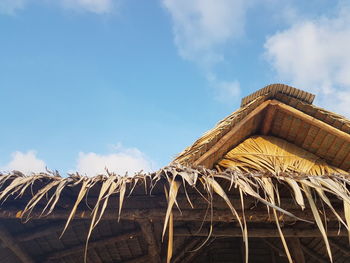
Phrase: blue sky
[{"left": 1, "top": 0, "right": 350, "bottom": 175}]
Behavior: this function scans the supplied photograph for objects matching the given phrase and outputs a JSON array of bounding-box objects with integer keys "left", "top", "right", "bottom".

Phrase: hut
[{"left": 0, "top": 83, "right": 350, "bottom": 263}]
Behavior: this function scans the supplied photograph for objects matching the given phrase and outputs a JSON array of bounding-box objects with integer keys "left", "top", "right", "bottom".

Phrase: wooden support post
[
  {"left": 0, "top": 224, "right": 35, "bottom": 263},
  {"left": 137, "top": 220, "right": 161, "bottom": 263},
  {"left": 287, "top": 238, "right": 305, "bottom": 263}
]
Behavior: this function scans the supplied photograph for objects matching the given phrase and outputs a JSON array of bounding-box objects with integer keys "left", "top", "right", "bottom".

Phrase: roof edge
[{"left": 241, "top": 83, "right": 315, "bottom": 107}]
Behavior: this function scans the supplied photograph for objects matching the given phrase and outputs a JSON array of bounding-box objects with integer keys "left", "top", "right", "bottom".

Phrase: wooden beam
[
  {"left": 174, "top": 227, "right": 347, "bottom": 237},
  {"left": 43, "top": 229, "right": 141, "bottom": 262},
  {"left": 194, "top": 100, "right": 271, "bottom": 168},
  {"left": 287, "top": 238, "right": 305, "bottom": 263},
  {"left": 301, "top": 244, "right": 328, "bottom": 263},
  {"left": 272, "top": 100, "right": 350, "bottom": 144},
  {"left": 261, "top": 105, "right": 277, "bottom": 135},
  {"left": 329, "top": 238, "right": 350, "bottom": 257},
  {"left": 0, "top": 207, "right": 345, "bottom": 223},
  {"left": 137, "top": 220, "right": 161, "bottom": 263},
  {"left": 0, "top": 224, "right": 35, "bottom": 263}
]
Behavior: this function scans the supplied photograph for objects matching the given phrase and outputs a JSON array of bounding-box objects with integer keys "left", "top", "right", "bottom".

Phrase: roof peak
[{"left": 241, "top": 83, "right": 315, "bottom": 107}]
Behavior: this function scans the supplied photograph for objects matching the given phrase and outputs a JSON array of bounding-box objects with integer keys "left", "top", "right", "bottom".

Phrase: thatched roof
[
  {"left": 1, "top": 84, "right": 350, "bottom": 263},
  {"left": 175, "top": 83, "right": 350, "bottom": 171}
]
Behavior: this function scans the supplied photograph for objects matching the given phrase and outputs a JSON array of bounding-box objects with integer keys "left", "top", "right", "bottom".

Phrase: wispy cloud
[
  {"left": 206, "top": 73, "right": 240, "bottom": 103},
  {"left": 74, "top": 143, "right": 156, "bottom": 176},
  {"left": 0, "top": 0, "right": 116, "bottom": 15},
  {"left": 264, "top": 5, "right": 350, "bottom": 116},
  {"left": 162, "top": 0, "right": 247, "bottom": 67},
  {"left": 0, "top": 0, "right": 26, "bottom": 15},
  {"left": 1, "top": 151, "right": 46, "bottom": 174},
  {"left": 61, "top": 0, "right": 115, "bottom": 14},
  {"left": 162, "top": 0, "right": 249, "bottom": 102}
]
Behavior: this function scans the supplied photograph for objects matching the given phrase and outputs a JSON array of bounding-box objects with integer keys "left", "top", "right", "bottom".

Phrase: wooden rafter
[
  {"left": 182, "top": 239, "right": 209, "bottom": 263},
  {"left": 301, "top": 244, "right": 328, "bottom": 263},
  {"left": 137, "top": 219, "right": 161, "bottom": 263},
  {"left": 16, "top": 221, "right": 64, "bottom": 242},
  {"left": 0, "top": 224, "right": 35, "bottom": 263},
  {"left": 193, "top": 99, "right": 271, "bottom": 168},
  {"left": 261, "top": 104, "right": 277, "bottom": 135},
  {"left": 329, "top": 239, "right": 350, "bottom": 257},
  {"left": 172, "top": 237, "right": 201, "bottom": 263},
  {"left": 43, "top": 229, "right": 141, "bottom": 262}
]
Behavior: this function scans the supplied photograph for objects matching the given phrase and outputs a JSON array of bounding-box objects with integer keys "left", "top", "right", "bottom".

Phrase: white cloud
[
  {"left": 214, "top": 80, "right": 240, "bottom": 103},
  {"left": 74, "top": 144, "right": 155, "bottom": 176},
  {"left": 0, "top": 0, "right": 26, "bottom": 15},
  {"left": 60, "top": 0, "right": 114, "bottom": 14},
  {"left": 1, "top": 151, "right": 46, "bottom": 174},
  {"left": 264, "top": 6, "right": 350, "bottom": 116},
  {"left": 162, "top": 0, "right": 248, "bottom": 67}
]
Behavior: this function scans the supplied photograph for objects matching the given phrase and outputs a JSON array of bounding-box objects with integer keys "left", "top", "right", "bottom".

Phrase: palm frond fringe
[{"left": 1, "top": 164, "right": 350, "bottom": 263}]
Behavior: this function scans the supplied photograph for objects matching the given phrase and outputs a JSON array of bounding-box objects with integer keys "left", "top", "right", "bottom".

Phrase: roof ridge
[{"left": 241, "top": 83, "right": 315, "bottom": 107}]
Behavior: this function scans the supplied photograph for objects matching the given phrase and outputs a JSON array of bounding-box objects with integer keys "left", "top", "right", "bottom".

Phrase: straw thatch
[
  {"left": 0, "top": 164, "right": 350, "bottom": 263},
  {"left": 175, "top": 84, "right": 350, "bottom": 171},
  {"left": 1, "top": 84, "right": 350, "bottom": 263}
]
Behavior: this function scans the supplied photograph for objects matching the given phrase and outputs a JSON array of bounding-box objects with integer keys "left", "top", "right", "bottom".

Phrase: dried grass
[{"left": 0, "top": 163, "right": 349, "bottom": 263}]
